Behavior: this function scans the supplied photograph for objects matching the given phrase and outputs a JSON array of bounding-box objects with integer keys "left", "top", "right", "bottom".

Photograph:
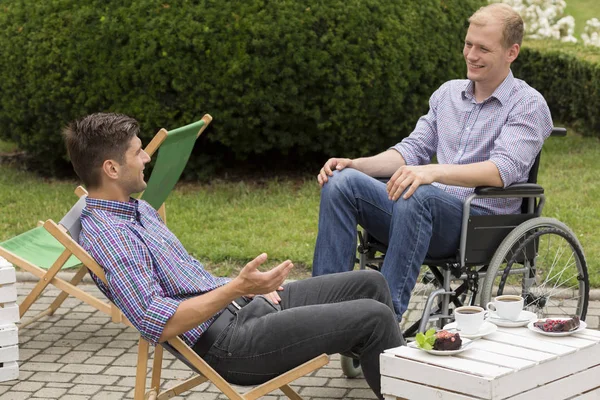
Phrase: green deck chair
[{"left": 0, "top": 114, "right": 212, "bottom": 327}]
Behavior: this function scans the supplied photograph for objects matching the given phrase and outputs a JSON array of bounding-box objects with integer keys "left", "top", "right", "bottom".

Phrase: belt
[{"left": 193, "top": 296, "right": 251, "bottom": 357}]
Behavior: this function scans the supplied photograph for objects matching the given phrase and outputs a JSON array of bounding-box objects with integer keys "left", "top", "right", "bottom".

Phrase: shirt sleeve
[
  {"left": 86, "top": 226, "right": 180, "bottom": 345},
  {"left": 489, "top": 94, "right": 553, "bottom": 187},
  {"left": 391, "top": 84, "right": 443, "bottom": 165}
]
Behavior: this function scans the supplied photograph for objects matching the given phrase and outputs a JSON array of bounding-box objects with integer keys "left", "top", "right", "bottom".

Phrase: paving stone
[
  {"left": 33, "top": 387, "right": 69, "bottom": 398},
  {"left": 44, "top": 347, "right": 73, "bottom": 355},
  {"left": 30, "top": 354, "right": 62, "bottom": 363},
  {"left": 85, "top": 356, "right": 116, "bottom": 365},
  {"left": 58, "top": 351, "right": 95, "bottom": 364},
  {"left": 96, "top": 348, "right": 127, "bottom": 357},
  {"left": 91, "top": 391, "right": 125, "bottom": 399},
  {"left": 74, "top": 343, "right": 105, "bottom": 352},
  {"left": 64, "top": 332, "right": 93, "bottom": 340},
  {"left": 10, "top": 381, "right": 45, "bottom": 391},
  {"left": 328, "top": 378, "right": 371, "bottom": 388},
  {"left": 85, "top": 336, "right": 113, "bottom": 345},
  {"left": 103, "top": 366, "right": 139, "bottom": 377},
  {"left": 347, "top": 388, "right": 378, "bottom": 398},
  {"left": 60, "top": 364, "right": 105, "bottom": 374},
  {"left": 68, "top": 384, "right": 102, "bottom": 395},
  {"left": 112, "top": 353, "right": 138, "bottom": 367},
  {"left": 73, "top": 374, "right": 120, "bottom": 385},
  {"left": 21, "top": 341, "right": 53, "bottom": 350},
  {"left": 19, "top": 348, "right": 42, "bottom": 361},
  {"left": 300, "top": 387, "right": 347, "bottom": 397},
  {"left": 28, "top": 372, "right": 76, "bottom": 383},
  {"left": 0, "top": 392, "right": 31, "bottom": 400},
  {"left": 62, "top": 396, "right": 92, "bottom": 400},
  {"left": 21, "top": 362, "right": 64, "bottom": 372},
  {"left": 46, "top": 383, "right": 74, "bottom": 388}
]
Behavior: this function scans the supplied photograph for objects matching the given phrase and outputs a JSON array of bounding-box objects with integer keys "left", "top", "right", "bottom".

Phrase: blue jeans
[
  {"left": 312, "top": 169, "right": 486, "bottom": 319},
  {"left": 201, "top": 270, "right": 402, "bottom": 400}
]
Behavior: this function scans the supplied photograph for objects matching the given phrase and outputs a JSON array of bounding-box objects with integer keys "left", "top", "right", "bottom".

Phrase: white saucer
[
  {"left": 488, "top": 310, "right": 537, "bottom": 327},
  {"left": 527, "top": 318, "right": 587, "bottom": 336},
  {"left": 408, "top": 338, "right": 473, "bottom": 356},
  {"left": 443, "top": 321, "right": 498, "bottom": 339}
]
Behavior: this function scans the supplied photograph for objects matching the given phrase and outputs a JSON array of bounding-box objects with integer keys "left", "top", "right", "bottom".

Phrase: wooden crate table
[{"left": 381, "top": 326, "right": 600, "bottom": 399}]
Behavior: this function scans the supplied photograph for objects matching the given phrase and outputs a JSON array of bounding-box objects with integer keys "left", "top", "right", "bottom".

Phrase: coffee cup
[
  {"left": 486, "top": 295, "right": 524, "bottom": 321},
  {"left": 453, "top": 306, "right": 488, "bottom": 334}
]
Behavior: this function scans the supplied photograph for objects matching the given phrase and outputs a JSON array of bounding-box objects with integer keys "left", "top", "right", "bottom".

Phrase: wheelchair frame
[{"left": 356, "top": 127, "right": 589, "bottom": 338}]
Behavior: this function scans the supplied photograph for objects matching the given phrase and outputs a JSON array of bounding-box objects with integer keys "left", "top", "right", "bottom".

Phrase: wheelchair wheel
[
  {"left": 340, "top": 355, "right": 362, "bottom": 378},
  {"left": 480, "top": 217, "right": 589, "bottom": 319}
]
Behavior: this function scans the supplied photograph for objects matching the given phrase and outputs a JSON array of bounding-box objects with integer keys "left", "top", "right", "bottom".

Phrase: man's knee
[
  {"left": 321, "top": 169, "right": 365, "bottom": 199},
  {"left": 354, "top": 269, "right": 388, "bottom": 290},
  {"left": 392, "top": 184, "right": 440, "bottom": 212}
]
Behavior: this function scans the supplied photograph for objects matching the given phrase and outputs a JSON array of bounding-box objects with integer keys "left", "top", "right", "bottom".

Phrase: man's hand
[
  {"left": 317, "top": 158, "right": 353, "bottom": 187},
  {"left": 234, "top": 253, "right": 293, "bottom": 296},
  {"left": 387, "top": 165, "right": 441, "bottom": 200},
  {"left": 246, "top": 290, "right": 283, "bottom": 305}
]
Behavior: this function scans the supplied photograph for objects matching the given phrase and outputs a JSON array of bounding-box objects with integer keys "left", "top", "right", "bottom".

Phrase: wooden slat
[
  {"left": 150, "top": 345, "right": 163, "bottom": 390},
  {"left": 498, "top": 326, "right": 598, "bottom": 349},
  {"left": 135, "top": 339, "right": 150, "bottom": 400},
  {"left": 156, "top": 375, "right": 208, "bottom": 400},
  {"left": 143, "top": 129, "right": 168, "bottom": 158},
  {"left": 457, "top": 349, "right": 535, "bottom": 370},
  {"left": 381, "top": 376, "right": 480, "bottom": 400},
  {"left": 470, "top": 339, "right": 556, "bottom": 363},
  {"left": 484, "top": 331, "right": 577, "bottom": 355},
  {"left": 509, "top": 363, "right": 600, "bottom": 400},
  {"left": 381, "top": 353, "right": 496, "bottom": 400},
  {"left": 169, "top": 337, "right": 244, "bottom": 400},
  {"left": 243, "top": 354, "right": 328, "bottom": 399}
]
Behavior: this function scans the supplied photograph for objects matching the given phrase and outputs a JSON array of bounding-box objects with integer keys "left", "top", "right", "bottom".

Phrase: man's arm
[
  {"left": 159, "top": 253, "right": 292, "bottom": 342},
  {"left": 317, "top": 150, "right": 406, "bottom": 187},
  {"left": 386, "top": 161, "right": 502, "bottom": 200}
]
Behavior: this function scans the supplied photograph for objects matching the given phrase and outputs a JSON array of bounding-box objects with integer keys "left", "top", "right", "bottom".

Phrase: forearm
[
  {"left": 159, "top": 279, "right": 245, "bottom": 342},
  {"left": 433, "top": 161, "right": 503, "bottom": 187},
  {"left": 351, "top": 150, "right": 406, "bottom": 177}
]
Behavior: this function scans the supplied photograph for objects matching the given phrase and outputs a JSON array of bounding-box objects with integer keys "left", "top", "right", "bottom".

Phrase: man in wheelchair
[{"left": 313, "top": 3, "right": 556, "bottom": 323}]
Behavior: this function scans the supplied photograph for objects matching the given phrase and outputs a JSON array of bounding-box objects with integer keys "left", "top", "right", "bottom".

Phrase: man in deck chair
[{"left": 62, "top": 112, "right": 402, "bottom": 400}]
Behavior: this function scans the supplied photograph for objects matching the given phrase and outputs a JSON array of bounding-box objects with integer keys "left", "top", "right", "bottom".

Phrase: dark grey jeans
[{"left": 199, "top": 270, "right": 403, "bottom": 400}]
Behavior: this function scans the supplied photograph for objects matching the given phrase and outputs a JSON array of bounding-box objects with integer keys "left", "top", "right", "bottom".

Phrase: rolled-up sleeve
[
  {"left": 87, "top": 228, "right": 179, "bottom": 344},
  {"left": 391, "top": 85, "right": 443, "bottom": 166},
  {"left": 489, "top": 94, "right": 553, "bottom": 187}
]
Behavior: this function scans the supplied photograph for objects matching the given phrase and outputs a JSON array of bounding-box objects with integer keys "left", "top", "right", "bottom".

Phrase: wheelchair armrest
[{"left": 474, "top": 183, "right": 544, "bottom": 197}]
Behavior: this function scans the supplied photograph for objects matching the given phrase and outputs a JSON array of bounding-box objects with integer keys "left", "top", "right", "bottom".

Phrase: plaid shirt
[
  {"left": 79, "top": 197, "right": 230, "bottom": 346},
  {"left": 393, "top": 70, "right": 553, "bottom": 215}
]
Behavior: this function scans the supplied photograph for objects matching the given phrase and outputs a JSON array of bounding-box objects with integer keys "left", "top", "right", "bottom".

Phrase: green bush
[
  {"left": 0, "top": 0, "right": 484, "bottom": 176},
  {"left": 514, "top": 40, "right": 600, "bottom": 138}
]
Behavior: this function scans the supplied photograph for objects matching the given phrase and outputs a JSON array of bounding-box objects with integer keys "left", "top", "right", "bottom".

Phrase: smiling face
[
  {"left": 117, "top": 136, "right": 151, "bottom": 195},
  {"left": 463, "top": 20, "right": 519, "bottom": 98}
]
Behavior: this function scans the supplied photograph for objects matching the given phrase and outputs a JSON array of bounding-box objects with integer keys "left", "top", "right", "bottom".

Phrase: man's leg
[
  {"left": 203, "top": 270, "right": 402, "bottom": 400},
  {"left": 312, "top": 169, "right": 395, "bottom": 276},
  {"left": 380, "top": 185, "right": 478, "bottom": 317}
]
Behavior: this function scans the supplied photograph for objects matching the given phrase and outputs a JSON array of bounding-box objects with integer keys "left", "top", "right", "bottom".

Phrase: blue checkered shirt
[
  {"left": 79, "top": 197, "right": 230, "bottom": 346},
  {"left": 393, "top": 71, "right": 553, "bottom": 215}
]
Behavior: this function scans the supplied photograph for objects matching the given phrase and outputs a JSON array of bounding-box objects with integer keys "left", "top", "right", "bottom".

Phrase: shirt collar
[
  {"left": 462, "top": 69, "right": 515, "bottom": 106},
  {"left": 85, "top": 197, "right": 139, "bottom": 222}
]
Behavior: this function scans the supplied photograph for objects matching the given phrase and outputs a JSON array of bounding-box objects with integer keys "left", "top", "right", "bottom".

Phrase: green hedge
[
  {"left": 513, "top": 40, "right": 600, "bottom": 138},
  {"left": 0, "top": 0, "right": 484, "bottom": 176}
]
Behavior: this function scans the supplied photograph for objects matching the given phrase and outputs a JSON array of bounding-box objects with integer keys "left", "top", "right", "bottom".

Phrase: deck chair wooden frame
[
  {"left": 0, "top": 114, "right": 212, "bottom": 328},
  {"left": 40, "top": 196, "right": 329, "bottom": 400}
]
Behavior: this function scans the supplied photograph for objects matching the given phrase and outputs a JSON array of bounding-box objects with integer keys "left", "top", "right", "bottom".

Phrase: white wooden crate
[
  {"left": 381, "top": 327, "right": 600, "bottom": 399},
  {"left": 0, "top": 258, "right": 18, "bottom": 324},
  {"left": 0, "top": 324, "right": 18, "bottom": 382}
]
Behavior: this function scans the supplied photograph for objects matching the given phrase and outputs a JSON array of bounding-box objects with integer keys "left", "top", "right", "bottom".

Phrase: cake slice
[
  {"left": 533, "top": 316, "right": 580, "bottom": 332},
  {"left": 433, "top": 330, "right": 462, "bottom": 351}
]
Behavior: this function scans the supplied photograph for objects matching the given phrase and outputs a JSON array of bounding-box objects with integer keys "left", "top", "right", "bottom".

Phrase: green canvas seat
[
  {"left": 0, "top": 114, "right": 212, "bottom": 327},
  {"left": 0, "top": 227, "right": 82, "bottom": 270}
]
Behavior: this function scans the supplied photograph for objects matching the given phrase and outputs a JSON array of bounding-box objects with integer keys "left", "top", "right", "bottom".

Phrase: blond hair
[{"left": 469, "top": 3, "right": 524, "bottom": 48}]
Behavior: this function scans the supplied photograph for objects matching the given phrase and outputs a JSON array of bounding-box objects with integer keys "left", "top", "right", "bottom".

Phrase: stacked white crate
[{"left": 0, "top": 256, "right": 19, "bottom": 381}]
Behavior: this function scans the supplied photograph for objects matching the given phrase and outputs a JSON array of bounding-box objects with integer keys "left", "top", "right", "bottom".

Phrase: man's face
[
  {"left": 119, "top": 136, "right": 151, "bottom": 195},
  {"left": 463, "top": 21, "right": 514, "bottom": 88}
]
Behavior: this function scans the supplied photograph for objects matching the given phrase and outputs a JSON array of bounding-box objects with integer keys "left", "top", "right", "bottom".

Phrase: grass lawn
[
  {"left": 0, "top": 128, "right": 599, "bottom": 286},
  {"left": 565, "top": 0, "right": 600, "bottom": 38}
]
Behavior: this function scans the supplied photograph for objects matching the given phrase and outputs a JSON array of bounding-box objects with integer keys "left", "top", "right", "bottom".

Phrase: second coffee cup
[
  {"left": 486, "top": 295, "right": 524, "bottom": 321},
  {"left": 454, "top": 306, "right": 487, "bottom": 334}
]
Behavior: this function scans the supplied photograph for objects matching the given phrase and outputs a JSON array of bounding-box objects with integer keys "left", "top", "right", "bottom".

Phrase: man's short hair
[
  {"left": 469, "top": 3, "right": 524, "bottom": 48},
  {"left": 63, "top": 113, "right": 140, "bottom": 189}
]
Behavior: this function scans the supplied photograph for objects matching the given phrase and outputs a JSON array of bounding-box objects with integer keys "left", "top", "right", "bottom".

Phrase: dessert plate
[
  {"left": 527, "top": 318, "right": 587, "bottom": 337},
  {"left": 443, "top": 321, "right": 498, "bottom": 339},
  {"left": 408, "top": 338, "right": 473, "bottom": 356},
  {"left": 488, "top": 310, "right": 537, "bottom": 327}
]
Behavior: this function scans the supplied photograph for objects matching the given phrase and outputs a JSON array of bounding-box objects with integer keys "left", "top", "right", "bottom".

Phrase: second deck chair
[
  {"left": 0, "top": 115, "right": 212, "bottom": 327},
  {"left": 42, "top": 211, "right": 329, "bottom": 399}
]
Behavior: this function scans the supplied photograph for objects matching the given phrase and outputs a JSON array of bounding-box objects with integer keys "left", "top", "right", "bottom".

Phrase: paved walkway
[{"left": 3, "top": 281, "right": 600, "bottom": 400}]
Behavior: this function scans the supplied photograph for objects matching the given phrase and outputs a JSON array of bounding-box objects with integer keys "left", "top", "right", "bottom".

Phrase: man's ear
[
  {"left": 507, "top": 43, "right": 520, "bottom": 63},
  {"left": 102, "top": 159, "right": 120, "bottom": 181}
]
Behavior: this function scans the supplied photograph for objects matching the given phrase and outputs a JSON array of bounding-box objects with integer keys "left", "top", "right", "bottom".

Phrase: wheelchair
[{"left": 340, "top": 127, "right": 589, "bottom": 378}]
